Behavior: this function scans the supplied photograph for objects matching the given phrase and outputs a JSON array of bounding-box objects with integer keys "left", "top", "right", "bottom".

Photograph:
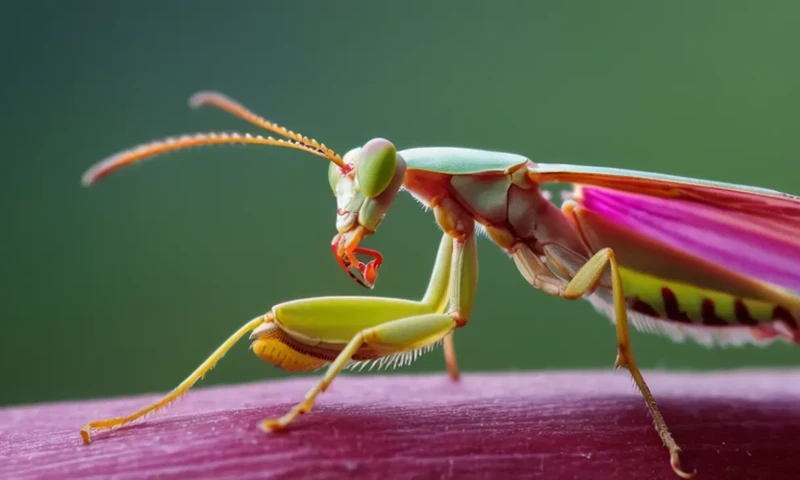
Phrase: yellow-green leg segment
[
  {"left": 558, "top": 248, "right": 694, "bottom": 480},
  {"left": 260, "top": 232, "right": 479, "bottom": 431},
  {"left": 420, "top": 233, "right": 463, "bottom": 380},
  {"left": 81, "top": 314, "right": 268, "bottom": 443},
  {"left": 260, "top": 312, "right": 457, "bottom": 431},
  {"left": 81, "top": 231, "right": 475, "bottom": 444}
]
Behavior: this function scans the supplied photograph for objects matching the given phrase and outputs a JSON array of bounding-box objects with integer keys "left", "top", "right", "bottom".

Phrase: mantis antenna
[
  {"left": 189, "top": 91, "right": 342, "bottom": 164},
  {"left": 81, "top": 91, "right": 345, "bottom": 186}
]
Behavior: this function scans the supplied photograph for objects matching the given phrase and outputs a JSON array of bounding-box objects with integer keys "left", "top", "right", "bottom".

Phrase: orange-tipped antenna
[
  {"left": 81, "top": 132, "right": 336, "bottom": 186},
  {"left": 189, "top": 91, "right": 343, "bottom": 166}
]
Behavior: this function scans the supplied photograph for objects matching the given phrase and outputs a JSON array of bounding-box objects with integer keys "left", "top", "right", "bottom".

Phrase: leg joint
[
  {"left": 449, "top": 311, "right": 468, "bottom": 328},
  {"left": 432, "top": 196, "right": 475, "bottom": 239}
]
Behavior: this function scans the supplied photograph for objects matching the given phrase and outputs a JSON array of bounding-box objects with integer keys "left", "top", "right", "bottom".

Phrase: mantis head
[
  {"left": 81, "top": 91, "right": 405, "bottom": 290},
  {"left": 328, "top": 138, "right": 407, "bottom": 289}
]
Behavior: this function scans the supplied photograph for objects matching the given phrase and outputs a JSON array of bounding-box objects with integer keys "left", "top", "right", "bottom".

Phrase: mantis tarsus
[{"left": 80, "top": 91, "right": 800, "bottom": 479}]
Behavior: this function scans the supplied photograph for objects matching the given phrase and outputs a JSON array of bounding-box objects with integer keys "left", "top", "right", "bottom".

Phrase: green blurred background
[{"left": 1, "top": 1, "right": 798, "bottom": 407}]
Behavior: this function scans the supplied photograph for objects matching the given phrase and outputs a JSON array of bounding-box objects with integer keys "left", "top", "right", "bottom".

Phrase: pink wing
[
  {"left": 578, "top": 186, "right": 800, "bottom": 292},
  {"left": 529, "top": 163, "right": 800, "bottom": 346},
  {"left": 529, "top": 163, "right": 800, "bottom": 292}
]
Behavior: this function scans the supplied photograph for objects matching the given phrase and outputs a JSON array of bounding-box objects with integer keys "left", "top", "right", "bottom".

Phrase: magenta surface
[
  {"left": 579, "top": 186, "right": 800, "bottom": 292},
  {"left": 2, "top": 371, "right": 799, "bottom": 480}
]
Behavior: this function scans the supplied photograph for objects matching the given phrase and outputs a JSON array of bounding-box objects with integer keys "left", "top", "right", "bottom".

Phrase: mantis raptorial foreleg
[{"left": 261, "top": 233, "right": 478, "bottom": 431}]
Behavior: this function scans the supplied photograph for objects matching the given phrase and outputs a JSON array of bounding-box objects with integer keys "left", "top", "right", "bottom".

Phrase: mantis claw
[
  {"left": 331, "top": 232, "right": 383, "bottom": 289},
  {"left": 260, "top": 401, "right": 313, "bottom": 433},
  {"left": 259, "top": 419, "right": 286, "bottom": 433},
  {"left": 80, "top": 426, "right": 92, "bottom": 444},
  {"left": 670, "top": 449, "right": 696, "bottom": 479}
]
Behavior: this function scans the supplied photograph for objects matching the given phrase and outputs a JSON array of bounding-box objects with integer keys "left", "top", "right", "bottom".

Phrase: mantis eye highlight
[{"left": 355, "top": 138, "right": 397, "bottom": 198}]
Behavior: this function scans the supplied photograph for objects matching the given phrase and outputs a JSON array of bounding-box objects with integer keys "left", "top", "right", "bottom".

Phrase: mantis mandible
[{"left": 80, "top": 92, "right": 800, "bottom": 479}]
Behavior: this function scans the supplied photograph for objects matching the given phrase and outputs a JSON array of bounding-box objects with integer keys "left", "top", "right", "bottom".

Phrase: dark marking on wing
[
  {"left": 701, "top": 299, "right": 729, "bottom": 326},
  {"left": 661, "top": 288, "right": 692, "bottom": 323},
  {"left": 733, "top": 300, "right": 759, "bottom": 326},
  {"left": 772, "top": 306, "right": 798, "bottom": 331},
  {"left": 631, "top": 298, "right": 660, "bottom": 317}
]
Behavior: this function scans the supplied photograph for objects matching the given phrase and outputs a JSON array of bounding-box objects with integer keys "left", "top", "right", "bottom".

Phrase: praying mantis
[{"left": 80, "top": 91, "right": 800, "bottom": 479}]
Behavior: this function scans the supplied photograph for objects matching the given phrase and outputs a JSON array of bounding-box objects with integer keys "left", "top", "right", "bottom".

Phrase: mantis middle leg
[{"left": 420, "top": 232, "right": 463, "bottom": 380}]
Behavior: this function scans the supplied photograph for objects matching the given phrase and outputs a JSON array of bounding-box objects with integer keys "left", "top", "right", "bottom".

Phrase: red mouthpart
[{"left": 331, "top": 235, "right": 383, "bottom": 289}]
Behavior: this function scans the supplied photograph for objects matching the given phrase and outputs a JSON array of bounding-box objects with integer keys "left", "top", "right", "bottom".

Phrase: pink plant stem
[{"left": 1, "top": 371, "right": 799, "bottom": 479}]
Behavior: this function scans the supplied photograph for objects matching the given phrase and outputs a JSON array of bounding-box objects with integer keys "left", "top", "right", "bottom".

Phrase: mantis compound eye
[{"left": 355, "top": 138, "right": 397, "bottom": 198}]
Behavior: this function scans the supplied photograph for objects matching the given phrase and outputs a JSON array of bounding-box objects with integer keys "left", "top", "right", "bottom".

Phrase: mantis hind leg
[
  {"left": 559, "top": 248, "right": 695, "bottom": 480},
  {"left": 80, "top": 314, "right": 267, "bottom": 444},
  {"left": 260, "top": 313, "right": 457, "bottom": 432}
]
